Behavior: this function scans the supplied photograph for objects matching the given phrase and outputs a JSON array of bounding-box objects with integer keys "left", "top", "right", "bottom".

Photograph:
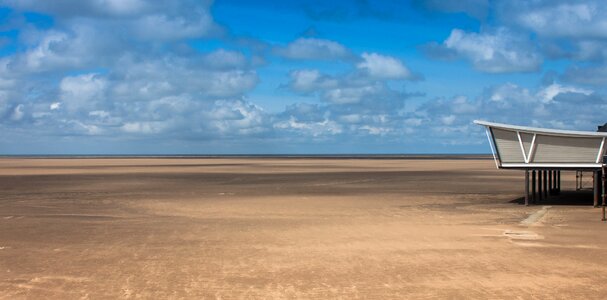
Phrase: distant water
[{"left": 0, "top": 154, "right": 493, "bottom": 160}]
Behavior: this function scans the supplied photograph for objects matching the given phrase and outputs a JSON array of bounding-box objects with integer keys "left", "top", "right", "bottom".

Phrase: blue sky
[{"left": 1, "top": 0, "right": 607, "bottom": 154}]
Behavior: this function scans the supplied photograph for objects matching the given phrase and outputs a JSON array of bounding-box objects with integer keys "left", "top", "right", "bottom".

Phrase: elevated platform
[{"left": 475, "top": 121, "right": 607, "bottom": 215}]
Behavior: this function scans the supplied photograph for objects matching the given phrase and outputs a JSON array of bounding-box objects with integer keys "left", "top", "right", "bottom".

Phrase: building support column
[
  {"left": 552, "top": 170, "right": 557, "bottom": 194},
  {"left": 538, "top": 170, "right": 543, "bottom": 202},
  {"left": 525, "top": 170, "right": 530, "bottom": 206},
  {"left": 544, "top": 170, "right": 548, "bottom": 199},
  {"left": 602, "top": 166, "right": 606, "bottom": 221},
  {"left": 548, "top": 170, "right": 553, "bottom": 195},
  {"left": 594, "top": 170, "right": 601, "bottom": 208},
  {"left": 532, "top": 170, "right": 536, "bottom": 204},
  {"left": 557, "top": 170, "right": 561, "bottom": 194},
  {"left": 553, "top": 170, "right": 557, "bottom": 194}
]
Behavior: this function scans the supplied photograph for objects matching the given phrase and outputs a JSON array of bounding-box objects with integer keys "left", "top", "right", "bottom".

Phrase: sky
[{"left": 1, "top": 0, "right": 607, "bottom": 154}]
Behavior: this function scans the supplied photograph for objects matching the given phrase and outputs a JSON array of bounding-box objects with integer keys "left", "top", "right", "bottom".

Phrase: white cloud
[
  {"left": 89, "top": 110, "right": 109, "bottom": 118},
  {"left": 206, "top": 100, "right": 268, "bottom": 136},
  {"left": 571, "top": 40, "right": 607, "bottom": 61},
  {"left": 100, "top": 0, "right": 148, "bottom": 16},
  {"left": 206, "top": 71, "right": 258, "bottom": 98},
  {"left": 290, "top": 70, "right": 321, "bottom": 92},
  {"left": 0, "top": 0, "right": 266, "bottom": 147},
  {"left": 359, "top": 125, "right": 391, "bottom": 136},
  {"left": 422, "top": 1, "right": 607, "bottom": 64},
  {"left": 415, "top": 82, "right": 605, "bottom": 144},
  {"left": 404, "top": 117, "right": 423, "bottom": 126},
  {"left": 1, "top": 0, "right": 427, "bottom": 148},
  {"left": 3, "top": 0, "right": 152, "bottom": 18},
  {"left": 276, "top": 38, "right": 350, "bottom": 60},
  {"left": 6, "top": 1, "right": 220, "bottom": 43},
  {"left": 339, "top": 114, "right": 362, "bottom": 123},
  {"left": 274, "top": 78, "right": 607, "bottom": 149},
  {"left": 8, "top": 0, "right": 607, "bottom": 153},
  {"left": 278, "top": 72, "right": 412, "bottom": 140},
  {"left": 10, "top": 104, "right": 24, "bottom": 121},
  {"left": 451, "top": 96, "right": 477, "bottom": 114},
  {"left": 121, "top": 121, "right": 167, "bottom": 134},
  {"left": 109, "top": 57, "right": 258, "bottom": 101},
  {"left": 289, "top": 69, "right": 338, "bottom": 93},
  {"left": 441, "top": 115, "right": 456, "bottom": 125},
  {"left": 562, "top": 64, "right": 607, "bottom": 85},
  {"left": 8, "top": 23, "right": 120, "bottom": 74},
  {"left": 202, "top": 49, "right": 248, "bottom": 70},
  {"left": 536, "top": 83, "right": 592, "bottom": 103},
  {"left": 285, "top": 57, "right": 414, "bottom": 119},
  {"left": 443, "top": 28, "right": 542, "bottom": 73},
  {"left": 513, "top": 2, "right": 607, "bottom": 39},
  {"left": 60, "top": 73, "right": 107, "bottom": 113},
  {"left": 21, "top": 31, "right": 81, "bottom": 71},
  {"left": 488, "top": 83, "right": 532, "bottom": 104},
  {"left": 0, "top": 60, "right": 15, "bottom": 88},
  {"left": 274, "top": 116, "right": 342, "bottom": 137},
  {"left": 491, "top": 1, "right": 607, "bottom": 62},
  {"left": 357, "top": 52, "right": 412, "bottom": 79},
  {"left": 323, "top": 85, "right": 382, "bottom": 104},
  {"left": 132, "top": 10, "right": 217, "bottom": 41},
  {"left": 69, "top": 120, "right": 104, "bottom": 135}
]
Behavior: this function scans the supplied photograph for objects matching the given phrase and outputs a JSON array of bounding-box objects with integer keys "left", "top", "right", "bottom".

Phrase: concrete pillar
[
  {"left": 553, "top": 170, "right": 557, "bottom": 194},
  {"left": 525, "top": 170, "right": 529, "bottom": 206},
  {"left": 538, "top": 170, "right": 543, "bottom": 202},
  {"left": 602, "top": 167, "right": 606, "bottom": 221},
  {"left": 552, "top": 170, "right": 556, "bottom": 193},
  {"left": 544, "top": 170, "right": 548, "bottom": 199},
  {"left": 594, "top": 170, "right": 600, "bottom": 207},
  {"left": 532, "top": 170, "right": 536, "bottom": 204},
  {"left": 599, "top": 170, "right": 603, "bottom": 206},
  {"left": 548, "top": 170, "right": 553, "bottom": 195},
  {"left": 557, "top": 171, "right": 561, "bottom": 193}
]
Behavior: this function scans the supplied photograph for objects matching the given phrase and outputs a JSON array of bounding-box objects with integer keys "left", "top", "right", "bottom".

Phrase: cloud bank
[{"left": 1, "top": 0, "right": 606, "bottom": 154}]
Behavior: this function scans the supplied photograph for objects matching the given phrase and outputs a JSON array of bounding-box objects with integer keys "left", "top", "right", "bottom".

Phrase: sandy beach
[{"left": 1, "top": 158, "right": 606, "bottom": 299}]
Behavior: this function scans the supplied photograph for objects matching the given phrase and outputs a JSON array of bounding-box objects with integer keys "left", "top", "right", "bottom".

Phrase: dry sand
[{"left": 0, "top": 158, "right": 606, "bottom": 299}]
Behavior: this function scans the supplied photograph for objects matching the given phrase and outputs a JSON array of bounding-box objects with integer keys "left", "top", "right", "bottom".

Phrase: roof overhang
[
  {"left": 474, "top": 120, "right": 607, "bottom": 138},
  {"left": 474, "top": 120, "right": 607, "bottom": 170}
]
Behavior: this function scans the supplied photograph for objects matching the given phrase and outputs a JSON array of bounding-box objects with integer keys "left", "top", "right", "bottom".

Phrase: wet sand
[{"left": 1, "top": 158, "right": 606, "bottom": 299}]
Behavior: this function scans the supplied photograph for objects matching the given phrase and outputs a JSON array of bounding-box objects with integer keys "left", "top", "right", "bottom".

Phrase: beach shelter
[{"left": 474, "top": 120, "right": 607, "bottom": 220}]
